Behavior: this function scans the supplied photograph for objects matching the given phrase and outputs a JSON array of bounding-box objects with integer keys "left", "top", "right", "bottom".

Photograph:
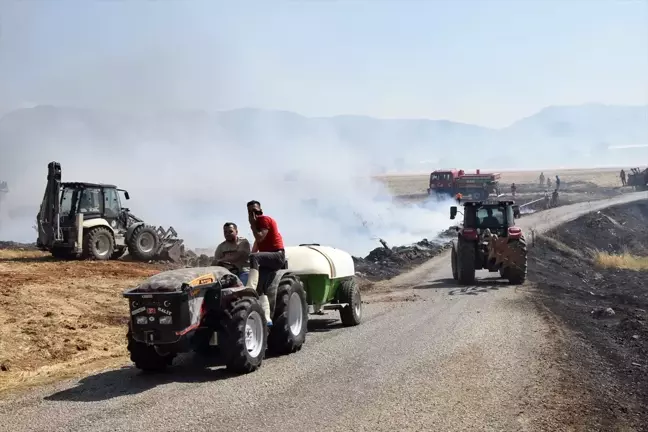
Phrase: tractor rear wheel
[
  {"left": 268, "top": 275, "right": 308, "bottom": 354},
  {"left": 451, "top": 243, "right": 458, "bottom": 280},
  {"left": 506, "top": 237, "right": 528, "bottom": 284},
  {"left": 127, "top": 225, "right": 160, "bottom": 261},
  {"left": 457, "top": 239, "right": 476, "bottom": 285},
  {"left": 83, "top": 226, "right": 114, "bottom": 260}
]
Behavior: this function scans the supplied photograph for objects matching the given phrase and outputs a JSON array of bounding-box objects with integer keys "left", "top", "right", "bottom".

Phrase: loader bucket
[
  {"left": 157, "top": 241, "right": 184, "bottom": 263},
  {"left": 154, "top": 225, "right": 185, "bottom": 263}
]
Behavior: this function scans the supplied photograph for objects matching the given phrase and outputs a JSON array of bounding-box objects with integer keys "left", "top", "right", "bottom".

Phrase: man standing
[
  {"left": 213, "top": 222, "right": 251, "bottom": 285},
  {"left": 510, "top": 183, "right": 517, "bottom": 198},
  {"left": 245, "top": 200, "right": 286, "bottom": 326},
  {"left": 620, "top": 169, "right": 627, "bottom": 186}
]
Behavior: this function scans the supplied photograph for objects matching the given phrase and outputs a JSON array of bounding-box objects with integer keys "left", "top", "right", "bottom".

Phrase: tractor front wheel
[
  {"left": 127, "top": 225, "right": 160, "bottom": 261},
  {"left": 127, "top": 329, "right": 175, "bottom": 372},
  {"left": 221, "top": 298, "right": 268, "bottom": 374}
]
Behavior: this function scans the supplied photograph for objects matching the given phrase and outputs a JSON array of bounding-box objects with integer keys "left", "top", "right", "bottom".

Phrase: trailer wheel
[
  {"left": 127, "top": 225, "right": 160, "bottom": 261},
  {"left": 268, "top": 275, "right": 308, "bottom": 355},
  {"left": 338, "top": 278, "right": 362, "bottom": 326},
  {"left": 83, "top": 226, "right": 114, "bottom": 260},
  {"left": 127, "top": 329, "right": 174, "bottom": 372},
  {"left": 221, "top": 298, "right": 267, "bottom": 374}
]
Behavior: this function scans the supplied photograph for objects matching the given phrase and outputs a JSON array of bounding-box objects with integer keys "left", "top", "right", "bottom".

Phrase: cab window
[
  {"left": 103, "top": 188, "right": 121, "bottom": 218},
  {"left": 475, "top": 207, "right": 505, "bottom": 227},
  {"left": 79, "top": 188, "right": 103, "bottom": 213}
]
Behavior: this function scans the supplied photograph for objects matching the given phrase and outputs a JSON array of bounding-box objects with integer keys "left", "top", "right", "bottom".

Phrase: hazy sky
[{"left": 1, "top": 0, "right": 647, "bottom": 128}]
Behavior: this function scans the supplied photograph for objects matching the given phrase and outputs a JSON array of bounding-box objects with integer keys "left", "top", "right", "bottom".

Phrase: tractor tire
[
  {"left": 268, "top": 275, "right": 308, "bottom": 355},
  {"left": 451, "top": 243, "right": 458, "bottom": 280},
  {"left": 499, "top": 267, "right": 510, "bottom": 279},
  {"left": 127, "top": 329, "right": 174, "bottom": 372},
  {"left": 338, "top": 277, "right": 362, "bottom": 326},
  {"left": 457, "top": 239, "right": 476, "bottom": 285},
  {"left": 127, "top": 225, "right": 160, "bottom": 261},
  {"left": 111, "top": 247, "right": 126, "bottom": 260},
  {"left": 82, "top": 226, "right": 114, "bottom": 260},
  {"left": 221, "top": 298, "right": 267, "bottom": 374},
  {"left": 506, "top": 237, "right": 528, "bottom": 285}
]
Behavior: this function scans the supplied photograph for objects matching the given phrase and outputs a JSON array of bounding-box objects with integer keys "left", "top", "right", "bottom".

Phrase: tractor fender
[
  {"left": 125, "top": 221, "right": 145, "bottom": 241},
  {"left": 266, "top": 270, "right": 294, "bottom": 295},
  {"left": 82, "top": 218, "right": 114, "bottom": 232}
]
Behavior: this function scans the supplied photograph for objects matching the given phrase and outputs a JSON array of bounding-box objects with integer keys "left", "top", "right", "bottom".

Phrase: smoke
[{"left": 0, "top": 109, "right": 455, "bottom": 256}]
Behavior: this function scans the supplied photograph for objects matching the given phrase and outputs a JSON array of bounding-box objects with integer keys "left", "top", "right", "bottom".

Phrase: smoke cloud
[{"left": 0, "top": 109, "right": 455, "bottom": 256}]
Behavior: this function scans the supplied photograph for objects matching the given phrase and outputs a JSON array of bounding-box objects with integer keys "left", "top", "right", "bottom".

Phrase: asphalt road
[{"left": 1, "top": 191, "right": 646, "bottom": 432}]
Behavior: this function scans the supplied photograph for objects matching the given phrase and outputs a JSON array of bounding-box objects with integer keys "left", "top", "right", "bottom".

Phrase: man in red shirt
[{"left": 245, "top": 200, "right": 286, "bottom": 326}]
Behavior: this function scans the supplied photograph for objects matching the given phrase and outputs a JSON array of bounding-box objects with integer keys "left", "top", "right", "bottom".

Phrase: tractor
[
  {"left": 449, "top": 200, "right": 527, "bottom": 285},
  {"left": 36, "top": 161, "right": 184, "bottom": 262},
  {"left": 123, "top": 244, "right": 362, "bottom": 374}
]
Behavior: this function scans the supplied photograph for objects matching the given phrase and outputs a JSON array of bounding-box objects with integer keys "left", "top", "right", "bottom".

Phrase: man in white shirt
[{"left": 213, "top": 222, "right": 251, "bottom": 285}]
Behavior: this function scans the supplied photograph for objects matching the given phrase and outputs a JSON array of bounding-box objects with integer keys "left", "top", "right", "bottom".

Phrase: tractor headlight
[
  {"left": 159, "top": 316, "right": 173, "bottom": 325},
  {"left": 135, "top": 316, "right": 148, "bottom": 325}
]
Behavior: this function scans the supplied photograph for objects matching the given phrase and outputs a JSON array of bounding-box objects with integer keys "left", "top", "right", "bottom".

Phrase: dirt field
[
  {"left": 0, "top": 167, "right": 638, "bottom": 396},
  {"left": 528, "top": 200, "right": 648, "bottom": 426},
  {"left": 0, "top": 247, "right": 171, "bottom": 395}
]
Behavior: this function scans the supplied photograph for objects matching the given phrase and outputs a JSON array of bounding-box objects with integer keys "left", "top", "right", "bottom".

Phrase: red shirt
[{"left": 256, "top": 215, "right": 284, "bottom": 252}]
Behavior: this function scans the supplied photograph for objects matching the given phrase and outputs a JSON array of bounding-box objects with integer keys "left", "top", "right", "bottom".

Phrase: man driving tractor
[
  {"left": 245, "top": 200, "right": 286, "bottom": 326},
  {"left": 480, "top": 208, "right": 500, "bottom": 227},
  {"left": 212, "top": 222, "right": 251, "bottom": 285}
]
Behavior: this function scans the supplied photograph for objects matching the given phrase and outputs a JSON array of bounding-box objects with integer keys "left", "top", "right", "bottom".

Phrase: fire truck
[{"left": 427, "top": 169, "right": 501, "bottom": 201}]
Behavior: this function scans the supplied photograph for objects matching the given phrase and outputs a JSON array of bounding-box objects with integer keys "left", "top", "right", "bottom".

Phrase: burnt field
[{"left": 528, "top": 200, "right": 648, "bottom": 426}]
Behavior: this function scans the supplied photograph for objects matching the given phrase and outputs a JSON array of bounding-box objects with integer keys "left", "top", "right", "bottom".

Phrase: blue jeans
[{"left": 238, "top": 271, "right": 249, "bottom": 286}]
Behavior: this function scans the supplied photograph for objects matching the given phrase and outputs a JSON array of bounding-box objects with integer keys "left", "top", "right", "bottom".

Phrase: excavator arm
[{"left": 36, "top": 162, "right": 62, "bottom": 248}]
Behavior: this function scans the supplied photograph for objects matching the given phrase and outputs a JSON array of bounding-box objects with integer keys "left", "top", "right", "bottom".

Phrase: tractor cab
[
  {"left": 59, "top": 182, "right": 130, "bottom": 229},
  {"left": 450, "top": 200, "right": 518, "bottom": 239}
]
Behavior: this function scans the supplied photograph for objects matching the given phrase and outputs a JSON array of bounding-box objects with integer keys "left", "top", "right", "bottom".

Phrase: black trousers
[{"left": 249, "top": 250, "right": 286, "bottom": 295}]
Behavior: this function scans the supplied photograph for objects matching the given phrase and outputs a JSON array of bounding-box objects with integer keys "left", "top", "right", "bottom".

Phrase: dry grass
[
  {"left": 375, "top": 167, "right": 627, "bottom": 196},
  {"left": 0, "top": 250, "right": 169, "bottom": 396},
  {"left": 594, "top": 251, "right": 648, "bottom": 271}
]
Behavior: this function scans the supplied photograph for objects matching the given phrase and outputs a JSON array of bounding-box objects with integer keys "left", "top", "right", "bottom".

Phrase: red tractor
[
  {"left": 427, "top": 169, "right": 501, "bottom": 201},
  {"left": 449, "top": 200, "right": 527, "bottom": 285}
]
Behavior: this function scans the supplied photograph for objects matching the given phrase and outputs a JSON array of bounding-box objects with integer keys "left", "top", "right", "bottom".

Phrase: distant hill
[{"left": 1, "top": 103, "right": 646, "bottom": 182}]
